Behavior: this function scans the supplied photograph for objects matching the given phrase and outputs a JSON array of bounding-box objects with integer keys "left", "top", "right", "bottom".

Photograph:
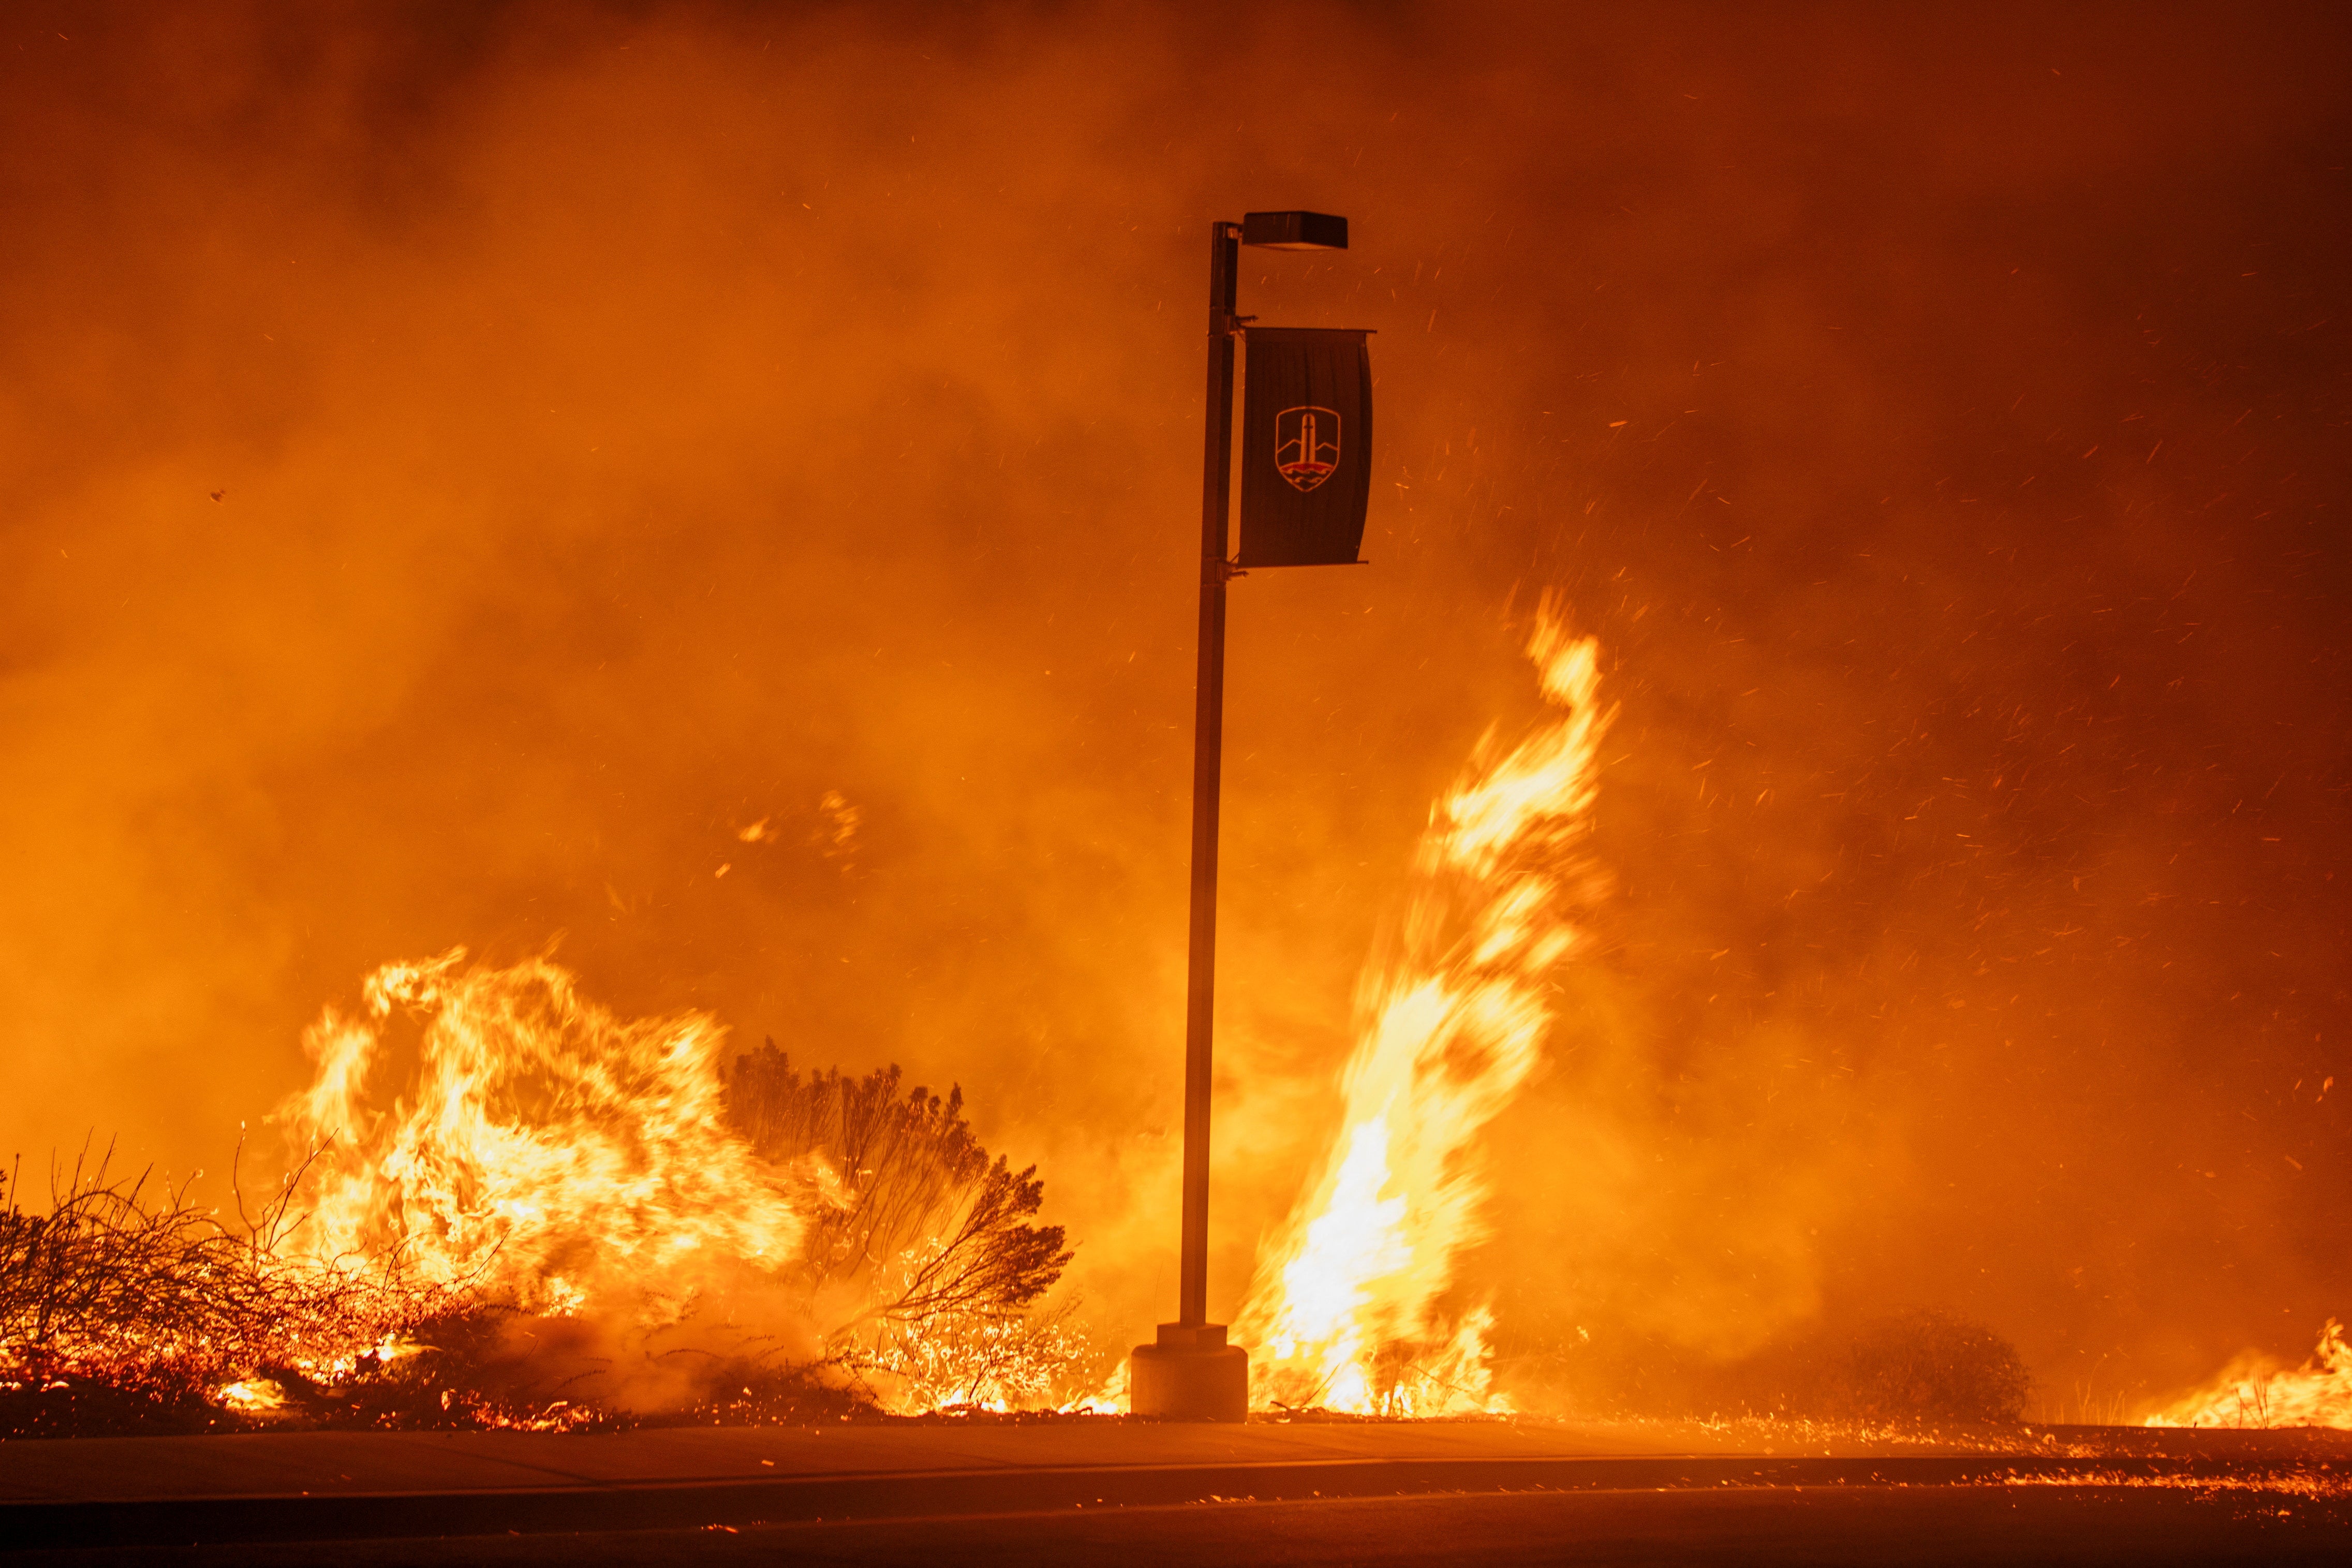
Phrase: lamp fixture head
[{"left": 1240, "top": 211, "right": 1348, "bottom": 250}]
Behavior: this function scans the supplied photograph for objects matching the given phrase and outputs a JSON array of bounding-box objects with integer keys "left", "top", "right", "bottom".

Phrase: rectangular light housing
[{"left": 1241, "top": 211, "right": 1349, "bottom": 250}]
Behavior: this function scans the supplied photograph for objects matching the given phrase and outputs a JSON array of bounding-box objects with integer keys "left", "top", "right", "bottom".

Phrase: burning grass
[
  {"left": 2, "top": 958, "right": 1085, "bottom": 1438},
  {"left": 2149, "top": 1319, "right": 2352, "bottom": 1430}
]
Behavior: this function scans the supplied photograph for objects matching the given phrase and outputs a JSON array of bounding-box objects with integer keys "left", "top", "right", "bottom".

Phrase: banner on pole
[{"left": 1236, "top": 328, "right": 1373, "bottom": 568}]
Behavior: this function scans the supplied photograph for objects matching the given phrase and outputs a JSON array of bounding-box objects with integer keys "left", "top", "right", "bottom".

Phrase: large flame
[
  {"left": 2148, "top": 1319, "right": 2352, "bottom": 1430},
  {"left": 1237, "top": 602, "right": 1613, "bottom": 1414},
  {"left": 275, "top": 951, "right": 803, "bottom": 1321}
]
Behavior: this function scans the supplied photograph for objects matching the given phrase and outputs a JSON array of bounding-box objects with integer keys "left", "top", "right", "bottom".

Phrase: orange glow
[
  {"left": 4, "top": 7, "right": 2347, "bottom": 1432},
  {"left": 1237, "top": 600, "right": 1611, "bottom": 1414}
]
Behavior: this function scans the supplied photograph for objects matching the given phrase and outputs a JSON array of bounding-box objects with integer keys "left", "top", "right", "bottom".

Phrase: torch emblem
[{"left": 1275, "top": 405, "right": 1341, "bottom": 492}]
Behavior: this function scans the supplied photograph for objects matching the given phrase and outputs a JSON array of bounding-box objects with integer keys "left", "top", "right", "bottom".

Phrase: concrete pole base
[{"left": 1128, "top": 1322, "right": 1249, "bottom": 1422}]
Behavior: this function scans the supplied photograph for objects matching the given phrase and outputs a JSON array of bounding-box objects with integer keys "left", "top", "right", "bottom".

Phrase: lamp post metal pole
[{"left": 1179, "top": 219, "right": 1241, "bottom": 1327}]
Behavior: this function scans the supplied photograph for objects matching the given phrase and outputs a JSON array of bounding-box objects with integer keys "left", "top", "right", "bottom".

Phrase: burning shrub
[
  {"left": 0, "top": 1144, "right": 457, "bottom": 1436},
  {"left": 723, "top": 1042, "right": 1081, "bottom": 1410},
  {"left": 277, "top": 953, "right": 807, "bottom": 1321},
  {"left": 4, "top": 959, "right": 1083, "bottom": 1435},
  {"left": 270, "top": 954, "right": 1083, "bottom": 1417}
]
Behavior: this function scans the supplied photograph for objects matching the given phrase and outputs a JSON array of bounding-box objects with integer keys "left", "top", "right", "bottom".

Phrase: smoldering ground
[{"left": 2, "top": 1, "right": 2347, "bottom": 1415}]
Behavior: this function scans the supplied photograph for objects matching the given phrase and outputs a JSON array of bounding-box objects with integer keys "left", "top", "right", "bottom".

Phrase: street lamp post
[{"left": 1130, "top": 211, "right": 1350, "bottom": 1423}]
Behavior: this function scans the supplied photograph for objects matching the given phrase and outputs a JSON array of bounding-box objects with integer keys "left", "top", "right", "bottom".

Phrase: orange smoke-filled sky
[{"left": 3, "top": 1, "right": 2348, "bottom": 1412}]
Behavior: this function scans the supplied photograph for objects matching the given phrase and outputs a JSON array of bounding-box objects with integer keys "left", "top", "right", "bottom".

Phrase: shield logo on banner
[
  {"left": 1275, "top": 406, "right": 1340, "bottom": 492},
  {"left": 1239, "top": 328, "right": 1372, "bottom": 567}
]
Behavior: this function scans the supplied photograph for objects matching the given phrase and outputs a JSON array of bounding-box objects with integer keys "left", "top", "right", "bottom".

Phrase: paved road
[
  {"left": 6, "top": 1420, "right": 2346, "bottom": 1563},
  {"left": 14, "top": 1485, "right": 2351, "bottom": 1567}
]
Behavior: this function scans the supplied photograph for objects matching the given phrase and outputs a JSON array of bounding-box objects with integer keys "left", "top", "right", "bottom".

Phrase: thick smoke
[{"left": 2, "top": 2, "right": 2346, "bottom": 1414}]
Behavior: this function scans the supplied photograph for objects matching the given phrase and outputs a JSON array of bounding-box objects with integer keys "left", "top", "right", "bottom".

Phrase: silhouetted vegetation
[
  {"left": 1500, "top": 1308, "right": 2031, "bottom": 1429},
  {"left": 1831, "top": 1309, "right": 2031, "bottom": 1425},
  {"left": 724, "top": 1041, "right": 1080, "bottom": 1409}
]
